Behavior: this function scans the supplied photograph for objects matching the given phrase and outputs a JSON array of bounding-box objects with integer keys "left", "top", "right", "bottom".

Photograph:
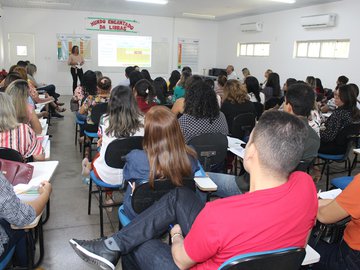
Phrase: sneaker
[{"left": 69, "top": 238, "right": 120, "bottom": 270}]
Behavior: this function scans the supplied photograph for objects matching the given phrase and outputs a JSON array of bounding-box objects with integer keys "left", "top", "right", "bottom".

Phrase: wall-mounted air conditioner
[
  {"left": 301, "top": 14, "right": 336, "bottom": 29},
  {"left": 240, "top": 22, "right": 263, "bottom": 32}
]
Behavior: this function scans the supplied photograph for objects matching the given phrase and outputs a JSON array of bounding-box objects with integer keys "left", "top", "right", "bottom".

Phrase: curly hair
[
  {"left": 184, "top": 79, "right": 219, "bottom": 121},
  {"left": 223, "top": 79, "right": 249, "bottom": 104}
]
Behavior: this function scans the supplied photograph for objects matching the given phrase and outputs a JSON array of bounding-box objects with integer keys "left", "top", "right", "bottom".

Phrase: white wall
[
  {"left": 216, "top": 0, "right": 360, "bottom": 89},
  {"left": 0, "top": 6, "right": 4, "bottom": 68},
  {"left": 2, "top": 7, "right": 218, "bottom": 94}
]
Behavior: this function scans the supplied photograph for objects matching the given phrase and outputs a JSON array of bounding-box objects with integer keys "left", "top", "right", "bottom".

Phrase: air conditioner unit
[
  {"left": 301, "top": 14, "right": 336, "bottom": 29},
  {"left": 240, "top": 22, "right": 263, "bottom": 32}
]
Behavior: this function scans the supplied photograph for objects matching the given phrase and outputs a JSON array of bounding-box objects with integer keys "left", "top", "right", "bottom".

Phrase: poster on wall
[
  {"left": 177, "top": 38, "right": 199, "bottom": 72},
  {"left": 57, "top": 34, "right": 92, "bottom": 61},
  {"left": 85, "top": 17, "right": 139, "bottom": 33}
]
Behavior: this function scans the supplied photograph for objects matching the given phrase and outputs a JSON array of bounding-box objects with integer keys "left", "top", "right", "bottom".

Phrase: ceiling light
[
  {"left": 126, "top": 0, "right": 168, "bottom": 4},
  {"left": 182, "top": 13, "right": 216, "bottom": 20},
  {"left": 27, "top": 0, "right": 71, "bottom": 6},
  {"left": 270, "top": 0, "right": 296, "bottom": 3}
]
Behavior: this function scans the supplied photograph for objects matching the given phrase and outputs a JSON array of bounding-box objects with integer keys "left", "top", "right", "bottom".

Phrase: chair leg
[
  {"left": 99, "top": 187, "right": 104, "bottom": 237},
  {"left": 88, "top": 177, "right": 93, "bottom": 215},
  {"left": 319, "top": 160, "right": 327, "bottom": 181},
  {"left": 326, "top": 162, "right": 330, "bottom": 191},
  {"left": 348, "top": 158, "right": 352, "bottom": 176},
  {"left": 75, "top": 122, "right": 78, "bottom": 145}
]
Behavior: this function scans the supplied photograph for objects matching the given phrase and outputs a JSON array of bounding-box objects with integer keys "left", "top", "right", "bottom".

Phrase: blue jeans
[
  {"left": 197, "top": 172, "right": 242, "bottom": 203},
  {"left": 311, "top": 238, "right": 360, "bottom": 270},
  {"left": 111, "top": 187, "right": 205, "bottom": 269},
  {"left": 0, "top": 219, "right": 28, "bottom": 266}
]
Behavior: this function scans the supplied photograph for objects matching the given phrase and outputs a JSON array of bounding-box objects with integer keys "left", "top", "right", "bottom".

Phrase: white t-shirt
[{"left": 93, "top": 115, "right": 144, "bottom": 185}]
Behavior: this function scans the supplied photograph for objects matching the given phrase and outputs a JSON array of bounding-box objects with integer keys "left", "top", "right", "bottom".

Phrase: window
[
  {"left": 294, "top": 39, "right": 350, "bottom": 59},
  {"left": 16, "top": 45, "right": 28, "bottom": 56},
  {"left": 237, "top": 42, "right": 270, "bottom": 57}
]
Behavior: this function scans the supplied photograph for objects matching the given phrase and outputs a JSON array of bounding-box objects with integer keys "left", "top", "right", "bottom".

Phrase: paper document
[
  {"left": 227, "top": 136, "right": 245, "bottom": 148},
  {"left": 319, "top": 189, "right": 342, "bottom": 199},
  {"left": 194, "top": 177, "right": 217, "bottom": 191}
]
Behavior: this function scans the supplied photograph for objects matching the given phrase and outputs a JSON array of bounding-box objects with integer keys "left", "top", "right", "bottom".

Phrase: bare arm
[
  {"left": 27, "top": 181, "right": 52, "bottom": 216},
  {"left": 171, "top": 98, "right": 185, "bottom": 116},
  {"left": 170, "top": 224, "right": 196, "bottom": 270},
  {"left": 317, "top": 199, "right": 349, "bottom": 224},
  {"left": 29, "top": 109, "right": 42, "bottom": 135}
]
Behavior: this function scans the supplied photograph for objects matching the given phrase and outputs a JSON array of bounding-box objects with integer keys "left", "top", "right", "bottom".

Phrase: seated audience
[
  {"left": 263, "top": 72, "right": 282, "bottom": 109},
  {"left": 168, "top": 70, "right": 181, "bottom": 96},
  {"left": 320, "top": 75, "right": 349, "bottom": 113},
  {"left": 306, "top": 76, "right": 316, "bottom": 90},
  {"left": 245, "top": 76, "right": 265, "bottom": 105},
  {"left": 241, "top": 67, "right": 250, "bottom": 80},
  {"left": 315, "top": 78, "right": 325, "bottom": 101},
  {"left": 204, "top": 78, "right": 221, "bottom": 106},
  {"left": 0, "top": 92, "right": 44, "bottom": 161},
  {"left": 311, "top": 174, "right": 360, "bottom": 270},
  {"left": 0, "top": 172, "right": 51, "bottom": 267},
  {"left": 5, "top": 79, "right": 42, "bottom": 135},
  {"left": 221, "top": 79, "right": 256, "bottom": 135},
  {"left": 178, "top": 79, "right": 228, "bottom": 143},
  {"left": 214, "top": 74, "right": 227, "bottom": 101},
  {"left": 319, "top": 84, "right": 360, "bottom": 154},
  {"left": 133, "top": 79, "right": 156, "bottom": 114},
  {"left": 284, "top": 83, "right": 320, "bottom": 161},
  {"left": 88, "top": 85, "right": 144, "bottom": 201},
  {"left": 173, "top": 70, "right": 191, "bottom": 101},
  {"left": 171, "top": 75, "right": 203, "bottom": 117},
  {"left": 70, "top": 110, "right": 317, "bottom": 270},
  {"left": 153, "top": 77, "right": 169, "bottom": 105},
  {"left": 182, "top": 66, "right": 192, "bottom": 75},
  {"left": 73, "top": 70, "right": 98, "bottom": 115},
  {"left": 118, "top": 66, "right": 135, "bottom": 87},
  {"left": 226, "top": 65, "right": 238, "bottom": 80},
  {"left": 260, "top": 68, "right": 272, "bottom": 88},
  {"left": 129, "top": 70, "right": 144, "bottom": 90},
  {"left": 140, "top": 69, "right": 153, "bottom": 83},
  {"left": 26, "top": 63, "right": 61, "bottom": 104},
  {"left": 122, "top": 106, "right": 198, "bottom": 220}
]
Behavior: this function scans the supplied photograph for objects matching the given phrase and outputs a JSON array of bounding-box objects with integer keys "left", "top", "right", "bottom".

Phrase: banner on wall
[
  {"left": 85, "top": 17, "right": 139, "bottom": 33},
  {"left": 57, "top": 34, "right": 92, "bottom": 61},
  {"left": 177, "top": 38, "right": 199, "bottom": 72}
]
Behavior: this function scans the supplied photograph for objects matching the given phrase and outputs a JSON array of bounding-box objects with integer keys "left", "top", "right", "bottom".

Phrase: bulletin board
[{"left": 57, "top": 34, "right": 92, "bottom": 61}]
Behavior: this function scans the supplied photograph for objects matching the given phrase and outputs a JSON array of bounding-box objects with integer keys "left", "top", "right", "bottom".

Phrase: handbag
[
  {"left": 0, "top": 158, "right": 34, "bottom": 186},
  {"left": 70, "top": 97, "right": 79, "bottom": 112}
]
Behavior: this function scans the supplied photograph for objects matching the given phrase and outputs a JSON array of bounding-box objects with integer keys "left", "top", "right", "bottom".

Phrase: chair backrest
[
  {"left": 188, "top": 133, "right": 228, "bottom": 172},
  {"left": 252, "top": 102, "right": 264, "bottom": 120},
  {"left": 131, "top": 178, "right": 196, "bottom": 214},
  {"left": 265, "top": 97, "right": 282, "bottom": 110},
  {"left": 104, "top": 136, "right": 143, "bottom": 169},
  {"left": 219, "top": 247, "right": 305, "bottom": 270},
  {"left": 231, "top": 113, "right": 256, "bottom": 142},
  {"left": 90, "top": 102, "right": 108, "bottom": 126},
  {"left": 294, "top": 158, "right": 315, "bottom": 173},
  {"left": 335, "top": 122, "right": 360, "bottom": 155},
  {"left": 0, "top": 147, "right": 24, "bottom": 162}
]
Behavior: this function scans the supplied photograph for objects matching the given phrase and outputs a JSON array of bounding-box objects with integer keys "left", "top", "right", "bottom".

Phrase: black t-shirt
[{"left": 221, "top": 100, "right": 256, "bottom": 134}]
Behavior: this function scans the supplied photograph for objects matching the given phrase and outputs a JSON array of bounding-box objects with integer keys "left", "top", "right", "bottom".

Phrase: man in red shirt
[{"left": 69, "top": 110, "right": 318, "bottom": 270}]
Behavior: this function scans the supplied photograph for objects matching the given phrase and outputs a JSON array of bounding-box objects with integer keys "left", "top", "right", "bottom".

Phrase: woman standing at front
[{"left": 68, "top": 45, "right": 84, "bottom": 93}]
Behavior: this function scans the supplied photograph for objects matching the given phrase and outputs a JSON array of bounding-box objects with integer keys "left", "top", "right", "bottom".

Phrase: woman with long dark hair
[
  {"left": 168, "top": 70, "right": 181, "bottom": 95},
  {"left": 122, "top": 106, "right": 198, "bottom": 219},
  {"left": 263, "top": 72, "right": 281, "bottom": 102},
  {"left": 319, "top": 84, "right": 360, "bottom": 154},
  {"left": 245, "top": 76, "right": 265, "bottom": 105}
]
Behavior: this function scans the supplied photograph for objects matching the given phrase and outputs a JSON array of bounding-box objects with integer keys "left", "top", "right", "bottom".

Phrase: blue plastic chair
[
  {"left": 0, "top": 246, "right": 15, "bottom": 270},
  {"left": 75, "top": 117, "right": 85, "bottom": 151},
  {"left": 118, "top": 205, "right": 131, "bottom": 227},
  {"left": 218, "top": 247, "right": 305, "bottom": 270},
  {"left": 88, "top": 171, "right": 123, "bottom": 237},
  {"left": 331, "top": 176, "right": 353, "bottom": 190}
]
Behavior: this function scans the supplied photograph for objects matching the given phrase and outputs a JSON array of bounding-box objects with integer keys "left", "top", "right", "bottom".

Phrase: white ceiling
[{"left": 0, "top": 0, "right": 341, "bottom": 20}]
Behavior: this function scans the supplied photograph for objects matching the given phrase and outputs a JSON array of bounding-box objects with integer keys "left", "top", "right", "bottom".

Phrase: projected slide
[{"left": 98, "top": 34, "right": 152, "bottom": 67}]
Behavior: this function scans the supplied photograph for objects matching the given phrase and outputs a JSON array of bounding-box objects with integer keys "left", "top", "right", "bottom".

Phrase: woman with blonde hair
[
  {"left": 6, "top": 79, "right": 42, "bottom": 135},
  {"left": 221, "top": 79, "right": 256, "bottom": 135},
  {"left": 0, "top": 92, "right": 44, "bottom": 161},
  {"left": 122, "top": 106, "right": 199, "bottom": 220}
]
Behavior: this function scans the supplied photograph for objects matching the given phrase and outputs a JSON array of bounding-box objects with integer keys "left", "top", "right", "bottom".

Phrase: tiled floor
[{"left": 39, "top": 95, "right": 360, "bottom": 269}]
